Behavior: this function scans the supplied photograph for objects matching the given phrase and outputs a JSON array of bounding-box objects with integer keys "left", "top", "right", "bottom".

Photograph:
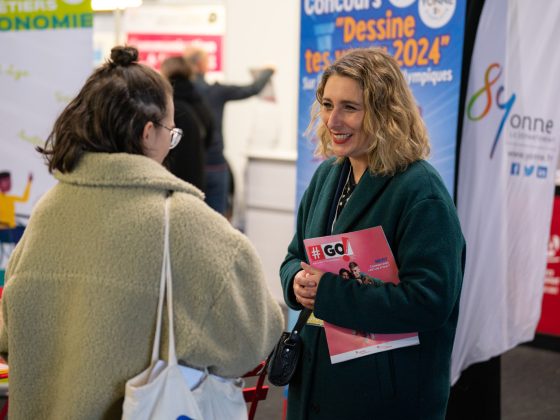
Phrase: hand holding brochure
[{"left": 304, "top": 226, "right": 419, "bottom": 364}]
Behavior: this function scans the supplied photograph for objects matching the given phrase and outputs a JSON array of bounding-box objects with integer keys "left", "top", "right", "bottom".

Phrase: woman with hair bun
[
  {"left": 0, "top": 46, "right": 283, "bottom": 419},
  {"left": 280, "top": 48, "right": 465, "bottom": 419}
]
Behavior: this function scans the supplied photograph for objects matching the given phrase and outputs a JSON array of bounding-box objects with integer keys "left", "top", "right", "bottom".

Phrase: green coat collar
[
  {"left": 310, "top": 159, "right": 393, "bottom": 237},
  {"left": 334, "top": 167, "right": 392, "bottom": 234}
]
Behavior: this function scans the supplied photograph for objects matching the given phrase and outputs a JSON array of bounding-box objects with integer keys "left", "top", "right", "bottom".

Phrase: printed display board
[
  {"left": 296, "top": 0, "right": 466, "bottom": 203},
  {"left": 126, "top": 33, "right": 223, "bottom": 72},
  {"left": 123, "top": 4, "right": 225, "bottom": 77},
  {"left": 0, "top": 0, "right": 93, "bottom": 279}
]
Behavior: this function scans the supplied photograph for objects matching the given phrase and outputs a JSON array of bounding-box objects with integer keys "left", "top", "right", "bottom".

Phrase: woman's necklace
[{"left": 332, "top": 166, "right": 357, "bottom": 231}]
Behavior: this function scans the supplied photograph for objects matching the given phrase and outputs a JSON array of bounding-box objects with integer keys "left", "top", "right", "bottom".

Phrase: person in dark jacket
[
  {"left": 160, "top": 56, "right": 213, "bottom": 191},
  {"left": 184, "top": 47, "right": 274, "bottom": 215},
  {"left": 280, "top": 48, "right": 466, "bottom": 419}
]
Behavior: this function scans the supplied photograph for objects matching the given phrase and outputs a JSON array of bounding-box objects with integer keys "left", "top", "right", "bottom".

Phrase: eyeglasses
[{"left": 154, "top": 122, "right": 183, "bottom": 149}]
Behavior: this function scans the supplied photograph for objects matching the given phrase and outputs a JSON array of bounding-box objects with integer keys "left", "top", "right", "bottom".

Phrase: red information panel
[
  {"left": 126, "top": 33, "right": 223, "bottom": 71},
  {"left": 537, "top": 194, "right": 560, "bottom": 336}
]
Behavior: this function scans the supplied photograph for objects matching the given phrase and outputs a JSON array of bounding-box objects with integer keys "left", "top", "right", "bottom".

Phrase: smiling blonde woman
[{"left": 280, "top": 48, "right": 465, "bottom": 420}]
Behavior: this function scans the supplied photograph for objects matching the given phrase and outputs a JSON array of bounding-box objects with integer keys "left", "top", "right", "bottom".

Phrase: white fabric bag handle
[
  {"left": 150, "top": 197, "right": 179, "bottom": 366},
  {"left": 122, "top": 197, "right": 205, "bottom": 420}
]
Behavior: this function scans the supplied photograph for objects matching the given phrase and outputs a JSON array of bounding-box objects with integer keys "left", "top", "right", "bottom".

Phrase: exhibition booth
[{"left": 1, "top": 0, "right": 559, "bottom": 418}]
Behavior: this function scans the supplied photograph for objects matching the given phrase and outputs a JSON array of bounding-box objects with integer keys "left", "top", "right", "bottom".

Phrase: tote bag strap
[{"left": 150, "top": 197, "right": 179, "bottom": 366}]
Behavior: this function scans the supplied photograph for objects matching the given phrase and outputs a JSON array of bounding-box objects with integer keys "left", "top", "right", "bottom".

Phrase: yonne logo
[{"left": 466, "top": 63, "right": 517, "bottom": 159}]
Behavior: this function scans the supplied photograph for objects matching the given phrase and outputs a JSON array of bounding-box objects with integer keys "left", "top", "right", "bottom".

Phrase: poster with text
[
  {"left": 124, "top": 4, "right": 225, "bottom": 77},
  {"left": 0, "top": 0, "right": 93, "bottom": 277},
  {"left": 296, "top": 0, "right": 466, "bottom": 203}
]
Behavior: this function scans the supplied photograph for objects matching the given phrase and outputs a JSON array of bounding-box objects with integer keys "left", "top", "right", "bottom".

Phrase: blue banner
[{"left": 296, "top": 0, "right": 466, "bottom": 203}]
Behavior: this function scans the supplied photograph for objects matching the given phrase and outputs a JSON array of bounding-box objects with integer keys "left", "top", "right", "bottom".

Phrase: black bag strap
[
  {"left": 264, "top": 308, "right": 312, "bottom": 369},
  {"left": 292, "top": 308, "right": 312, "bottom": 335}
]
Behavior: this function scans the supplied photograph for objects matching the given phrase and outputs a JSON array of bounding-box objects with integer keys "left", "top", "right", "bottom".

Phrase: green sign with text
[{"left": 0, "top": 0, "right": 92, "bottom": 31}]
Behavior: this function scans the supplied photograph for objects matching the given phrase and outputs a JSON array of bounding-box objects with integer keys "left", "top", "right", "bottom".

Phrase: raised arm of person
[{"left": 215, "top": 67, "right": 274, "bottom": 102}]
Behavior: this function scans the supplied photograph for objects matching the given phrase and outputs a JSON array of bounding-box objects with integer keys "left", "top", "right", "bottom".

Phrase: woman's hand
[{"left": 293, "top": 262, "right": 325, "bottom": 310}]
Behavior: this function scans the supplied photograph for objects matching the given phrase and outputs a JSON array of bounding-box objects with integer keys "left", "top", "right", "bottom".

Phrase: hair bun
[{"left": 110, "top": 46, "right": 139, "bottom": 66}]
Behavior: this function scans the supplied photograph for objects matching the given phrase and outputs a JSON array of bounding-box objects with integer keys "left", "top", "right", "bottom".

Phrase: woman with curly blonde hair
[
  {"left": 280, "top": 48, "right": 465, "bottom": 419},
  {"left": 311, "top": 47, "right": 430, "bottom": 175}
]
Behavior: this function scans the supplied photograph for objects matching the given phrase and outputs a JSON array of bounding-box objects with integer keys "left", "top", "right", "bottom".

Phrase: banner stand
[
  {"left": 445, "top": 1, "right": 502, "bottom": 418},
  {"left": 450, "top": 0, "right": 560, "bottom": 417}
]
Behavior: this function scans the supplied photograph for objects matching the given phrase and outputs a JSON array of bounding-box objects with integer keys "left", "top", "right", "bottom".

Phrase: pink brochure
[{"left": 304, "top": 226, "right": 419, "bottom": 364}]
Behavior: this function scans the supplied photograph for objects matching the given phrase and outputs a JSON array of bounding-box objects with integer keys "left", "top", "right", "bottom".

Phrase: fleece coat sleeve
[{"left": 168, "top": 194, "right": 284, "bottom": 377}]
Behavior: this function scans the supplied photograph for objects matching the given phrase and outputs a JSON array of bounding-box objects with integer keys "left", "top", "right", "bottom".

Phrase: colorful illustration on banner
[
  {"left": 467, "top": 61, "right": 554, "bottom": 171},
  {"left": 0, "top": 171, "right": 32, "bottom": 276},
  {"left": 466, "top": 63, "right": 516, "bottom": 159},
  {"left": 0, "top": 171, "right": 33, "bottom": 230}
]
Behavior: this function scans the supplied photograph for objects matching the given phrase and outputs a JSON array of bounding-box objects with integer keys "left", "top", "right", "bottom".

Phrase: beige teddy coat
[{"left": 0, "top": 153, "right": 284, "bottom": 419}]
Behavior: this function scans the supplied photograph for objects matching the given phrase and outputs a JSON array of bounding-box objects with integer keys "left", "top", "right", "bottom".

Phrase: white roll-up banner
[{"left": 453, "top": 0, "right": 560, "bottom": 383}]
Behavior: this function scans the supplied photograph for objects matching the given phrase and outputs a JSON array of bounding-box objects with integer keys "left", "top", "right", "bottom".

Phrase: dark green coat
[{"left": 280, "top": 158, "right": 465, "bottom": 420}]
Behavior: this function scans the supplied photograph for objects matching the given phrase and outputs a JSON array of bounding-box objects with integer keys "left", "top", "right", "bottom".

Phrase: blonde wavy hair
[{"left": 310, "top": 48, "right": 430, "bottom": 176}]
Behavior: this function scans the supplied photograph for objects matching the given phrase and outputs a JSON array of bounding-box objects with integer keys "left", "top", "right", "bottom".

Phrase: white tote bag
[
  {"left": 190, "top": 366, "right": 248, "bottom": 420},
  {"left": 122, "top": 197, "right": 248, "bottom": 420},
  {"left": 183, "top": 366, "right": 248, "bottom": 419}
]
